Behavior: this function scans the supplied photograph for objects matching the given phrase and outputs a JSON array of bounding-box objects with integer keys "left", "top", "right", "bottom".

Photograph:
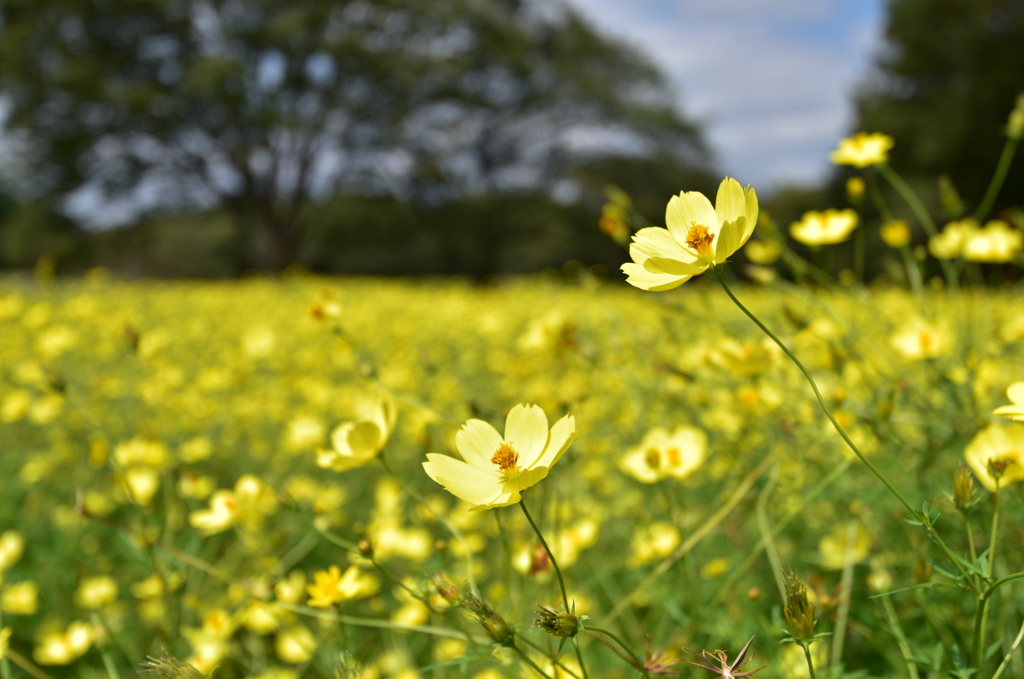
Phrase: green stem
[
  {"left": 512, "top": 644, "right": 556, "bottom": 679},
  {"left": 517, "top": 636, "right": 581, "bottom": 679},
  {"left": 0, "top": 609, "right": 10, "bottom": 679},
  {"left": 520, "top": 497, "right": 589, "bottom": 679},
  {"left": 974, "top": 489, "right": 1002, "bottom": 674},
  {"left": 974, "top": 136, "right": 1019, "bottom": 222},
  {"left": 881, "top": 597, "right": 920, "bottom": 679},
  {"left": 801, "top": 642, "right": 818, "bottom": 679},
  {"left": 2, "top": 649, "right": 55, "bottom": 679},
  {"left": 714, "top": 273, "right": 913, "bottom": 513},
  {"left": 91, "top": 613, "right": 122, "bottom": 679},
  {"left": 854, "top": 224, "right": 865, "bottom": 283},
  {"left": 991, "top": 613, "right": 1024, "bottom": 679},
  {"left": 586, "top": 627, "right": 645, "bottom": 670},
  {"left": 898, "top": 244, "right": 925, "bottom": 299},
  {"left": 519, "top": 497, "right": 569, "bottom": 611},
  {"left": 755, "top": 462, "right": 786, "bottom": 602},
  {"left": 831, "top": 521, "right": 857, "bottom": 670},
  {"left": 965, "top": 518, "right": 981, "bottom": 592},
  {"left": 984, "top": 571, "right": 1024, "bottom": 598},
  {"left": 876, "top": 163, "right": 959, "bottom": 292},
  {"left": 713, "top": 272, "right": 977, "bottom": 590},
  {"left": 973, "top": 596, "right": 991, "bottom": 674}
]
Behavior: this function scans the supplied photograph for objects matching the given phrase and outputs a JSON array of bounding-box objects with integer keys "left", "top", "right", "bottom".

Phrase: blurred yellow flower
[
  {"left": 33, "top": 621, "right": 93, "bottom": 666},
  {"left": 628, "top": 522, "right": 679, "bottom": 567},
  {"left": 790, "top": 209, "right": 859, "bottom": 245},
  {"left": 965, "top": 424, "right": 1024, "bottom": 492},
  {"left": 275, "top": 626, "right": 317, "bottom": 664},
  {"left": 994, "top": 382, "right": 1024, "bottom": 422},
  {"left": 744, "top": 239, "right": 781, "bottom": 265},
  {"left": 0, "top": 531, "right": 24, "bottom": 571},
  {"left": 423, "top": 404, "right": 578, "bottom": 510},
  {"left": 74, "top": 575, "right": 118, "bottom": 610},
  {"left": 929, "top": 219, "right": 977, "bottom": 259},
  {"left": 829, "top": 132, "right": 894, "bottom": 167},
  {"left": 890, "top": 319, "right": 949, "bottom": 361},
  {"left": 880, "top": 219, "right": 911, "bottom": 248},
  {"left": 189, "top": 474, "right": 278, "bottom": 535},
  {"left": 618, "top": 425, "right": 707, "bottom": 484},
  {"left": 962, "top": 220, "right": 1023, "bottom": 263},
  {"left": 622, "top": 177, "right": 758, "bottom": 291},
  {"left": 306, "top": 565, "right": 379, "bottom": 608},
  {"left": 818, "top": 522, "right": 872, "bottom": 570},
  {"left": 1, "top": 580, "right": 39, "bottom": 615},
  {"left": 317, "top": 392, "right": 397, "bottom": 472}
]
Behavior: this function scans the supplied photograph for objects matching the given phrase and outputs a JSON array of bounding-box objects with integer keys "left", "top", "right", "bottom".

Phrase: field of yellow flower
[{"left": 2, "top": 272, "right": 1024, "bottom": 679}]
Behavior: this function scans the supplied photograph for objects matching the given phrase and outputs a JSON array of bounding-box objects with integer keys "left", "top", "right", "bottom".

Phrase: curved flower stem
[
  {"left": 881, "top": 596, "right": 920, "bottom": 679},
  {"left": 512, "top": 644, "right": 556, "bottom": 679},
  {"left": 585, "top": 627, "right": 645, "bottom": 671},
  {"left": 519, "top": 497, "right": 569, "bottom": 611},
  {"left": 991, "top": 614, "right": 1024, "bottom": 679},
  {"left": 965, "top": 519, "right": 981, "bottom": 592},
  {"left": 712, "top": 272, "right": 977, "bottom": 591},
  {"left": 974, "top": 136, "right": 1019, "bottom": 223},
  {"left": 519, "top": 497, "right": 590, "bottom": 679},
  {"left": 875, "top": 163, "right": 959, "bottom": 292}
]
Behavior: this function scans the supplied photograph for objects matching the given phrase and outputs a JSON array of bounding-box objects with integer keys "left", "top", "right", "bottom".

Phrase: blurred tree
[
  {"left": 0, "top": 0, "right": 711, "bottom": 272},
  {"left": 855, "top": 0, "right": 1024, "bottom": 213}
]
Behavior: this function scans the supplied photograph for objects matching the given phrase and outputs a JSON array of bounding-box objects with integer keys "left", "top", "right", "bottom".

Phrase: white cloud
[{"left": 563, "top": 0, "right": 886, "bottom": 191}]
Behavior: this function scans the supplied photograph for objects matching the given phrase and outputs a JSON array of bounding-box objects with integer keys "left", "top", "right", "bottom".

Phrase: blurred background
[{"left": 0, "top": 0, "right": 1021, "bottom": 279}]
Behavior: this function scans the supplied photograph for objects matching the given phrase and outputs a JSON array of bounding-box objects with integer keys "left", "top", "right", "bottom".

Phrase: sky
[{"left": 563, "top": 0, "right": 888, "bottom": 192}]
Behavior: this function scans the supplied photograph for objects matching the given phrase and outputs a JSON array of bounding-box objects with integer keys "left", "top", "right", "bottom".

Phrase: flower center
[
  {"left": 491, "top": 442, "right": 519, "bottom": 471},
  {"left": 644, "top": 447, "right": 661, "bottom": 470},
  {"left": 666, "top": 447, "right": 681, "bottom": 466},
  {"left": 685, "top": 222, "right": 716, "bottom": 260}
]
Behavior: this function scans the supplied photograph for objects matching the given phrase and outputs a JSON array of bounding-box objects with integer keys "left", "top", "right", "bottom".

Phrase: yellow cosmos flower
[
  {"left": 829, "top": 132, "right": 894, "bottom": 167},
  {"left": 965, "top": 424, "right": 1024, "bottom": 492},
  {"left": 422, "top": 404, "right": 578, "bottom": 510},
  {"left": 306, "top": 565, "right": 379, "bottom": 608},
  {"left": 790, "top": 209, "right": 859, "bottom": 245},
  {"left": 994, "top": 382, "right": 1024, "bottom": 422},
  {"left": 618, "top": 425, "right": 707, "bottom": 483},
  {"left": 33, "top": 621, "right": 93, "bottom": 666},
  {"left": 962, "top": 220, "right": 1023, "bottom": 263},
  {"left": 317, "top": 392, "right": 397, "bottom": 472},
  {"left": 622, "top": 177, "right": 758, "bottom": 291}
]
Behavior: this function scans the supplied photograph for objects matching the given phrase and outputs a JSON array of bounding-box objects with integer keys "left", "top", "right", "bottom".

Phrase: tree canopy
[
  {"left": 0, "top": 0, "right": 712, "bottom": 271},
  {"left": 855, "top": 0, "right": 1024, "bottom": 212}
]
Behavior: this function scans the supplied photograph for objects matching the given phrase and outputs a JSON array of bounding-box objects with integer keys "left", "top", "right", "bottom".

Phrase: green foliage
[{"left": 855, "top": 0, "right": 1024, "bottom": 212}]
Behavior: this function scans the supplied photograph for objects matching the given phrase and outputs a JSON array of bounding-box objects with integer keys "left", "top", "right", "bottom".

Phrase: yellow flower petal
[
  {"left": 621, "top": 262, "right": 690, "bottom": 291},
  {"left": 535, "top": 414, "right": 578, "bottom": 469},
  {"left": 455, "top": 419, "right": 503, "bottom": 470},
  {"left": 666, "top": 190, "right": 718, "bottom": 246},
  {"left": 422, "top": 454, "right": 504, "bottom": 505},
  {"left": 505, "top": 404, "right": 548, "bottom": 469}
]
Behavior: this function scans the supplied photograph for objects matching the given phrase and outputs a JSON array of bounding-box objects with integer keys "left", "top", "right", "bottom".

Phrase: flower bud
[
  {"left": 938, "top": 174, "right": 964, "bottom": 219},
  {"left": 534, "top": 605, "right": 580, "bottom": 638},
  {"left": 459, "top": 589, "right": 513, "bottom": 645},
  {"left": 953, "top": 463, "right": 975, "bottom": 513},
  {"left": 783, "top": 572, "right": 815, "bottom": 641},
  {"left": 357, "top": 539, "right": 373, "bottom": 558},
  {"left": 846, "top": 177, "right": 865, "bottom": 204},
  {"left": 430, "top": 575, "right": 459, "bottom": 606},
  {"left": 880, "top": 219, "right": 911, "bottom": 249}
]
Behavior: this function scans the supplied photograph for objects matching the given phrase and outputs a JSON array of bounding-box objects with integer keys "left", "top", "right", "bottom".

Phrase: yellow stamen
[
  {"left": 491, "top": 442, "right": 519, "bottom": 471},
  {"left": 685, "top": 222, "right": 716, "bottom": 258}
]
